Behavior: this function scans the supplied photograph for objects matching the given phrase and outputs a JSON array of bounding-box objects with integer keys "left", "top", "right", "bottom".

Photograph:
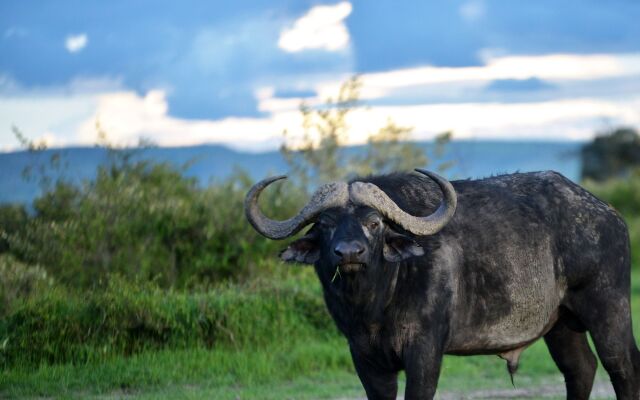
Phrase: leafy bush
[
  {"left": 585, "top": 170, "right": 640, "bottom": 268},
  {"left": 0, "top": 204, "right": 28, "bottom": 254},
  {"left": 0, "top": 255, "right": 53, "bottom": 318},
  {"left": 0, "top": 274, "right": 334, "bottom": 368},
  {"left": 581, "top": 127, "right": 640, "bottom": 181},
  {"left": 584, "top": 169, "right": 640, "bottom": 217},
  {"left": 5, "top": 158, "right": 306, "bottom": 289}
]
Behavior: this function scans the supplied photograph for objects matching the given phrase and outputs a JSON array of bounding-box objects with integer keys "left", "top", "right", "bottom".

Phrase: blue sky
[{"left": 1, "top": 0, "right": 640, "bottom": 151}]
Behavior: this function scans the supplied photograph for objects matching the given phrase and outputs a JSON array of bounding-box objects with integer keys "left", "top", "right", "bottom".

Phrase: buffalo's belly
[
  {"left": 447, "top": 297, "right": 561, "bottom": 354},
  {"left": 447, "top": 245, "right": 566, "bottom": 354}
]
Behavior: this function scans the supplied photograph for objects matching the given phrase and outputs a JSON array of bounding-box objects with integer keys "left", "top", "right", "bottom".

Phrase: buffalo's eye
[
  {"left": 367, "top": 221, "right": 380, "bottom": 230},
  {"left": 319, "top": 218, "right": 336, "bottom": 228}
]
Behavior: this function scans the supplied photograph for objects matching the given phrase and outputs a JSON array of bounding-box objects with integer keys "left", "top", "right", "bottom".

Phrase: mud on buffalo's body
[{"left": 245, "top": 170, "right": 640, "bottom": 400}]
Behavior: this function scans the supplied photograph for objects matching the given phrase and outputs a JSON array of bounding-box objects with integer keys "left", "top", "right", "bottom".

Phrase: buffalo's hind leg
[
  {"left": 544, "top": 312, "right": 597, "bottom": 400},
  {"left": 572, "top": 290, "right": 640, "bottom": 399}
]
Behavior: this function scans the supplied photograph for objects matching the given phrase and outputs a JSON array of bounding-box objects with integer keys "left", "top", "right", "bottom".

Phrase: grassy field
[{"left": 2, "top": 270, "right": 638, "bottom": 399}]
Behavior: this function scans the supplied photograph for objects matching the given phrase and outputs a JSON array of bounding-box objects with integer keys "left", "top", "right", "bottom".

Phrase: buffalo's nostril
[
  {"left": 334, "top": 243, "right": 347, "bottom": 257},
  {"left": 334, "top": 241, "right": 365, "bottom": 259}
]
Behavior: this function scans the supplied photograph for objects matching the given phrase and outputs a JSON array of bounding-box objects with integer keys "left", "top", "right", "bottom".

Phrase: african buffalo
[{"left": 245, "top": 169, "right": 640, "bottom": 399}]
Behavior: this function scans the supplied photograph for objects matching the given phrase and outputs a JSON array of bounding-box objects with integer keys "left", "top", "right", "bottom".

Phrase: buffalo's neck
[{"left": 321, "top": 262, "right": 402, "bottom": 335}]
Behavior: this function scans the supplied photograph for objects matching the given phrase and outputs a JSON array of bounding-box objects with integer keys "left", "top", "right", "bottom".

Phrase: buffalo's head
[{"left": 245, "top": 169, "right": 457, "bottom": 277}]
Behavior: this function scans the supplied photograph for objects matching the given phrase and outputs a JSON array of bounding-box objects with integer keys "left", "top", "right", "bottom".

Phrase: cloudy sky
[{"left": 1, "top": 0, "right": 640, "bottom": 152}]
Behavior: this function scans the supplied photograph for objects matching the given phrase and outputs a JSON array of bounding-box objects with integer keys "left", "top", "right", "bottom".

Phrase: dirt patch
[
  {"left": 436, "top": 381, "right": 614, "bottom": 399},
  {"left": 337, "top": 380, "right": 615, "bottom": 400}
]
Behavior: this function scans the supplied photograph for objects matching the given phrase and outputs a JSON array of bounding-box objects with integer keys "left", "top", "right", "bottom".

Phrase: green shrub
[
  {"left": 0, "top": 254, "right": 53, "bottom": 318},
  {"left": 581, "top": 127, "right": 640, "bottom": 181},
  {"left": 585, "top": 170, "right": 640, "bottom": 268},
  {"left": 0, "top": 204, "right": 28, "bottom": 254},
  {"left": 0, "top": 273, "right": 335, "bottom": 369},
  {"left": 584, "top": 169, "right": 640, "bottom": 217},
  {"left": 5, "top": 160, "right": 306, "bottom": 289}
]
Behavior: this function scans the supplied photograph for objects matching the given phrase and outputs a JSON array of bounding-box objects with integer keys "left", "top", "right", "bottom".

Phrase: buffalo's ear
[
  {"left": 383, "top": 231, "right": 425, "bottom": 262},
  {"left": 279, "top": 235, "right": 320, "bottom": 264}
]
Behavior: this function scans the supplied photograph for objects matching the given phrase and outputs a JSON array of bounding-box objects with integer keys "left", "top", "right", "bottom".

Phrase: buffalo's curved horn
[
  {"left": 245, "top": 176, "right": 349, "bottom": 239},
  {"left": 349, "top": 169, "right": 457, "bottom": 236}
]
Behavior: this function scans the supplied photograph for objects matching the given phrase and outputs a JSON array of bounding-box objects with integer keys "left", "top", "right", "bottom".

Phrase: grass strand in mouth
[{"left": 332, "top": 265, "right": 342, "bottom": 282}]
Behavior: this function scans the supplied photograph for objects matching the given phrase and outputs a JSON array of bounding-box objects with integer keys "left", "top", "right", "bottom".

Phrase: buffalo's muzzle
[
  {"left": 334, "top": 240, "right": 368, "bottom": 273},
  {"left": 339, "top": 263, "right": 366, "bottom": 273}
]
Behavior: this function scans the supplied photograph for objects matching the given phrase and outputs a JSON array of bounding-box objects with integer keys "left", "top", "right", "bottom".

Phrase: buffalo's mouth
[{"left": 338, "top": 262, "right": 366, "bottom": 273}]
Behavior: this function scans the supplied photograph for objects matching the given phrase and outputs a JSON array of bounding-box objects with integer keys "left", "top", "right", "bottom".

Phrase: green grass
[
  {"left": 0, "top": 338, "right": 617, "bottom": 399},
  {"left": 0, "top": 270, "right": 334, "bottom": 368},
  {"left": 2, "top": 270, "right": 638, "bottom": 399},
  {"left": 1, "top": 340, "right": 358, "bottom": 399}
]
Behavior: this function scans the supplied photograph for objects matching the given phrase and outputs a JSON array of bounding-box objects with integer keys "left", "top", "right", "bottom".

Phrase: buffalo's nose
[{"left": 334, "top": 241, "right": 365, "bottom": 260}]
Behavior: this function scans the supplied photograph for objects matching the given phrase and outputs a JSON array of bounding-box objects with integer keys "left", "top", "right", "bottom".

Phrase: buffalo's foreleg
[
  {"left": 350, "top": 349, "right": 398, "bottom": 400},
  {"left": 544, "top": 314, "right": 597, "bottom": 400},
  {"left": 403, "top": 342, "right": 444, "bottom": 400}
]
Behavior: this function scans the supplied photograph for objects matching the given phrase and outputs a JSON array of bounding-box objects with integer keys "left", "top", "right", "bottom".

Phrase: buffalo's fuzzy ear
[
  {"left": 383, "top": 231, "right": 424, "bottom": 262},
  {"left": 279, "top": 235, "right": 320, "bottom": 264}
]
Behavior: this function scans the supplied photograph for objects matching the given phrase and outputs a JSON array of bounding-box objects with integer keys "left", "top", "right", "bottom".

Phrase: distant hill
[{"left": 0, "top": 140, "right": 582, "bottom": 205}]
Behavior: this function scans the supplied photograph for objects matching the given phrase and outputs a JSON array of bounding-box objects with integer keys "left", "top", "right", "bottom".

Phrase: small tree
[
  {"left": 12, "top": 125, "right": 68, "bottom": 191},
  {"left": 581, "top": 127, "right": 640, "bottom": 181},
  {"left": 281, "top": 77, "right": 361, "bottom": 188},
  {"left": 280, "top": 76, "right": 451, "bottom": 189}
]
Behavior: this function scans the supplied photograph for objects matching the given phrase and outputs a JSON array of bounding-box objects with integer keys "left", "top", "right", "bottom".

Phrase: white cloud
[
  {"left": 89, "top": 90, "right": 640, "bottom": 148},
  {"left": 288, "top": 97, "right": 640, "bottom": 145},
  {"left": 307, "top": 53, "right": 640, "bottom": 102},
  {"left": 278, "top": 2, "right": 352, "bottom": 53},
  {"left": 255, "top": 53, "right": 640, "bottom": 145},
  {"left": 4, "top": 85, "right": 638, "bottom": 153},
  {"left": 75, "top": 90, "right": 296, "bottom": 151},
  {"left": 0, "top": 93, "right": 99, "bottom": 151},
  {"left": 367, "top": 99, "right": 640, "bottom": 142},
  {"left": 65, "top": 34, "right": 88, "bottom": 53},
  {"left": 0, "top": 88, "right": 291, "bottom": 152},
  {"left": 2, "top": 52, "right": 640, "bottom": 153}
]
